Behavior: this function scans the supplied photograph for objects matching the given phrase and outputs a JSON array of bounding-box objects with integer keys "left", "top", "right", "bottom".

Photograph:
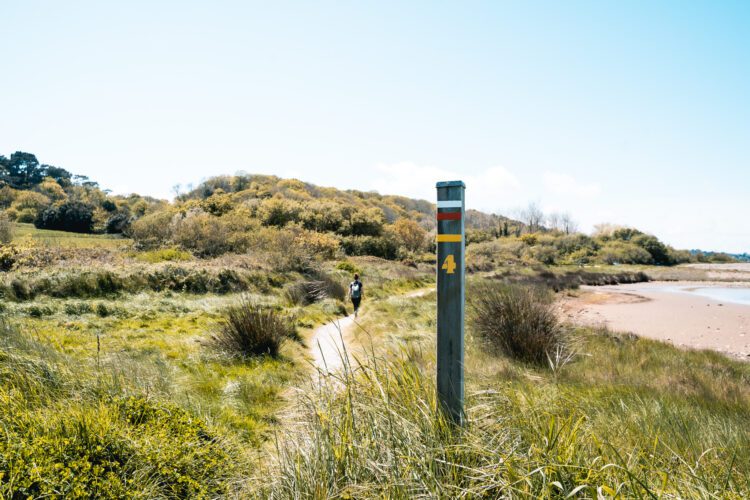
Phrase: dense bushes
[
  {"left": 208, "top": 298, "right": 296, "bottom": 357},
  {"left": 599, "top": 241, "right": 653, "bottom": 265},
  {"left": 470, "top": 283, "right": 566, "bottom": 365},
  {"left": 341, "top": 235, "right": 398, "bottom": 260},
  {"left": 35, "top": 200, "right": 95, "bottom": 233}
]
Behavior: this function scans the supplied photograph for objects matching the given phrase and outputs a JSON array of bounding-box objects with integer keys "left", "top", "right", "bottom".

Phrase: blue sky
[{"left": 1, "top": 1, "right": 748, "bottom": 252}]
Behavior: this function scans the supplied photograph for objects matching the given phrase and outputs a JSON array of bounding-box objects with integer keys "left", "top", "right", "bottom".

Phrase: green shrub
[
  {"left": 64, "top": 301, "right": 93, "bottom": 315},
  {"left": 0, "top": 245, "right": 18, "bottom": 271},
  {"left": 14, "top": 207, "right": 37, "bottom": 223},
  {"left": 0, "top": 212, "right": 13, "bottom": 244},
  {"left": 25, "top": 304, "right": 55, "bottom": 317},
  {"left": 135, "top": 247, "right": 193, "bottom": 263},
  {"left": 257, "top": 197, "right": 302, "bottom": 227},
  {"left": 336, "top": 260, "right": 361, "bottom": 274},
  {"left": 470, "top": 283, "right": 565, "bottom": 365},
  {"left": 341, "top": 235, "right": 398, "bottom": 260},
  {"left": 340, "top": 207, "right": 385, "bottom": 236},
  {"left": 632, "top": 234, "right": 673, "bottom": 265},
  {"left": 35, "top": 200, "right": 95, "bottom": 233},
  {"left": 128, "top": 210, "right": 175, "bottom": 249},
  {"left": 208, "top": 298, "right": 295, "bottom": 358},
  {"left": 105, "top": 212, "right": 131, "bottom": 234},
  {"left": 170, "top": 209, "right": 238, "bottom": 257},
  {"left": 598, "top": 241, "right": 653, "bottom": 265},
  {"left": 0, "top": 323, "right": 241, "bottom": 498},
  {"left": 95, "top": 302, "right": 111, "bottom": 317},
  {"left": 527, "top": 245, "right": 557, "bottom": 265}
]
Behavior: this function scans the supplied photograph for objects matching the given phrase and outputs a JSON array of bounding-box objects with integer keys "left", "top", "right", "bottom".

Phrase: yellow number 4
[{"left": 442, "top": 254, "right": 457, "bottom": 274}]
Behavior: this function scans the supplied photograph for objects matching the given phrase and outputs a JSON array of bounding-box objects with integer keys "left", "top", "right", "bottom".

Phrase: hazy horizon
[{"left": 2, "top": 1, "right": 748, "bottom": 253}]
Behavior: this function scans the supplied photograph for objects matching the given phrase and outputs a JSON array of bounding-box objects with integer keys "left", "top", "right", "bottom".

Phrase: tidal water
[
  {"left": 683, "top": 287, "right": 750, "bottom": 306},
  {"left": 664, "top": 286, "right": 750, "bottom": 305}
]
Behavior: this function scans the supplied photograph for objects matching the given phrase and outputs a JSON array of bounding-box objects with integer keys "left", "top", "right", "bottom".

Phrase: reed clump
[
  {"left": 209, "top": 297, "right": 296, "bottom": 358},
  {"left": 470, "top": 283, "right": 566, "bottom": 365}
]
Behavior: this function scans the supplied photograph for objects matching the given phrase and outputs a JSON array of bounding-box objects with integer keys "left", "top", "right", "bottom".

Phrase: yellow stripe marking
[{"left": 436, "top": 234, "right": 462, "bottom": 242}]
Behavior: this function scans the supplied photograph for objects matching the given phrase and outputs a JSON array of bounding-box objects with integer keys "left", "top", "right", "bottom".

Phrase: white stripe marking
[{"left": 437, "top": 200, "right": 462, "bottom": 208}]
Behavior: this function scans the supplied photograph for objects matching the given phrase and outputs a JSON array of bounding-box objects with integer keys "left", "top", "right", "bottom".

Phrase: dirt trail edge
[{"left": 309, "top": 287, "right": 435, "bottom": 373}]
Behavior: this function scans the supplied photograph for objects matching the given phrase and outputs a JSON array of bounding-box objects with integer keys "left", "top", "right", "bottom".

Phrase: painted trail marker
[{"left": 436, "top": 180, "right": 465, "bottom": 424}]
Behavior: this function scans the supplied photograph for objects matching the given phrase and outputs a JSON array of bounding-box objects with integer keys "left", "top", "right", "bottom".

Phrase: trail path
[{"left": 309, "top": 287, "right": 435, "bottom": 373}]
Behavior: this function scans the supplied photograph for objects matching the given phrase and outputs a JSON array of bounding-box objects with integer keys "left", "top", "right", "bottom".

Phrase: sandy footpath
[
  {"left": 561, "top": 282, "right": 750, "bottom": 360},
  {"left": 309, "top": 287, "right": 436, "bottom": 373}
]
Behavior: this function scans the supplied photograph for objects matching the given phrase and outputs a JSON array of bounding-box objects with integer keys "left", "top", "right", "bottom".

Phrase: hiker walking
[{"left": 349, "top": 273, "right": 363, "bottom": 317}]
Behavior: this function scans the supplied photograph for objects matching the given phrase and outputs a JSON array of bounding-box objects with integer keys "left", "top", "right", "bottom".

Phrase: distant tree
[
  {"left": 102, "top": 199, "right": 117, "bottom": 212},
  {"left": 612, "top": 227, "right": 642, "bottom": 241},
  {"left": 5, "top": 152, "right": 45, "bottom": 189},
  {"left": 392, "top": 218, "right": 427, "bottom": 252},
  {"left": 257, "top": 197, "right": 302, "bottom": 227},
  {"left": 105, "top": 212, "right": 131, "bottom": 234},
  {"left": 35, "top": 200, "right": 95, "bottom": 233},
  {"left": 560, "top": 213, "right": 578, "bottom": 234},
  {"left": 343, "top": 207, "right": 385, "bottom": 237},
  {"left": 632, "top": 234, "right": 672, "bottom": 265},
  {"left": 547, "top": 212, "right": 562, "bottom": 232},
  {"left": 36, "top": 177, "right": 68, "bottom": 201},
  {"left": 519, "top": 202, "right": 545, "bottom": 233},
  {"left": 44, "top": 165, "right": 73, "bottom": 186}
]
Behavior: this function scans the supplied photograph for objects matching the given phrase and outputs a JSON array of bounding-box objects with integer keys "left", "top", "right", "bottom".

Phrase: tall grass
[
  {"left": 284, "top": 271, "right": 347, "bottom": 306},
  {"left": 255, "top": 343, "right": 750, "bottom": 498},
  {"left": 470, "top": 283, "right": 567, "bottom": 365},
  {"left": 209, "top": 297, "right": 297, "bottom": 357}
]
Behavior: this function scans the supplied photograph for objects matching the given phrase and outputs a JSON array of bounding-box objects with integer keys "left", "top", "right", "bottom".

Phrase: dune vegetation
[{"left": 1, "top": 152, "right": 748, "bottom": 497}]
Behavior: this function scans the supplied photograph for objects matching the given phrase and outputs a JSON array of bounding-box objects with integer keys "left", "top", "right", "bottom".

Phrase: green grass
[
  {"left": 0, "top": 319, "right": 248, "bottom": 497},
  {"left": 3, "top": 248, "right": 747, "bottom": 497},
  {"left": 11, "top": 222, "right": 132, "bottom": 249},
  {"left": 255, "top": 282, "right": 750, "bottom": 498},
  {"left": 2, "top": 292, "right": 303, "bottom": 443}
]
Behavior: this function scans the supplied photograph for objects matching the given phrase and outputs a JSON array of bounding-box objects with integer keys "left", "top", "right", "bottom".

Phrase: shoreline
[{"left": 562, "top": 281, "right": 750, "bottom": 360}]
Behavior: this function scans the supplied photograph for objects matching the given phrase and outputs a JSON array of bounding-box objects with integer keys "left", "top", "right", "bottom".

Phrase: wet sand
[{"left": 562, "top": 282, "right": 750, "bottom": 360}]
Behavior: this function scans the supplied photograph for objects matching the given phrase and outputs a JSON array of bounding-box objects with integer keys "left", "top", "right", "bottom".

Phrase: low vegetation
[
  {"left": 209, "top": 298, "right": 297, "bottom": 358},
  {"left": 470, "top": 283, "right": 566, "bottom": 365},
  {"left": 256, "top": 287, "right": 750, "bottom": 497},
  {"left": 0, "top": 320, "right": 245, "bottom": 498}
]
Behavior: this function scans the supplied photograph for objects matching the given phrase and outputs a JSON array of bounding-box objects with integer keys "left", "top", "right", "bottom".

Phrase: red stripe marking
[{"left": 437, "top": 212, "right": 461, "bottom": 220}]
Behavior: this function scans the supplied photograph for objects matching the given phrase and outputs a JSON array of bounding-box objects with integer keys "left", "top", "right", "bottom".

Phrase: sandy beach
[{"left": 562, "top": 281, "right": 750, "bottom": 360}]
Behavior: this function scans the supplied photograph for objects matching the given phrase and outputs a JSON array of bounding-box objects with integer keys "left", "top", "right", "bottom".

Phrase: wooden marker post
[{"left": 436, "top": 180, "right": 465, "bottom": 424}]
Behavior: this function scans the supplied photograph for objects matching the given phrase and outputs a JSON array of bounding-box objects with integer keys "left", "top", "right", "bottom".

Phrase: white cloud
[
  {"left": 369, "top": 162, "right": 522, "bottom": 213},
  {"left": 542, "top": 171, "right": 601, "bottom": 198}
]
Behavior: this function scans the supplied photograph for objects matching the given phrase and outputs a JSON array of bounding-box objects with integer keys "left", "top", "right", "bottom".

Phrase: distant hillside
[
  {"left": 689, "top": 249, "right": 745, "bottom": 263},
  {"left": 178, "top": 174, "right": 522, "bottom": 234},
  {"left": 1, "top": 150, "right": 735, "bottom": 267}
]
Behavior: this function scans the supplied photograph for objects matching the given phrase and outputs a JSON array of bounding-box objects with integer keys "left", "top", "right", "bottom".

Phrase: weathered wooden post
[{"left": 436, "top": 180, "right": 465, "bottom": 424}]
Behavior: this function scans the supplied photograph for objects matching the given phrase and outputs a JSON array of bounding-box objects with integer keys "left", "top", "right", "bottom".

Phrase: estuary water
[{"left": 679, "top": 286, "right": 750, "bottom": 306}]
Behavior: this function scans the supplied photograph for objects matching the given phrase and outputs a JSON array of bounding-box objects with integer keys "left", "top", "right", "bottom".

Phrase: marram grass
[{"left": 253, "top": 340, "right": 749, "bottom": 499}]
